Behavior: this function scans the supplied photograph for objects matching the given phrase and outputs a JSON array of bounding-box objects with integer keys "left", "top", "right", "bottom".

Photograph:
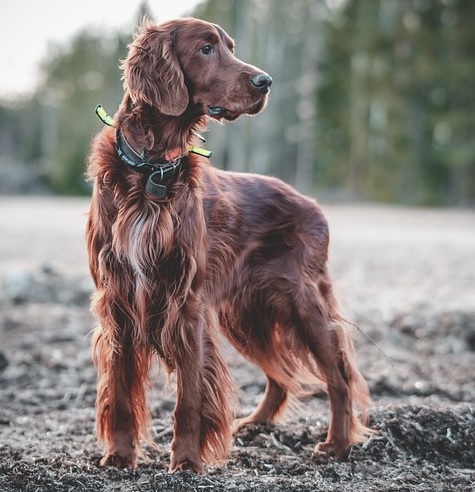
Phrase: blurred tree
[
  {"left": 38, "top": 31, "right": 128, "bottom": 194},
  {"left": 0, "top": 0, "right": 474, "bottom": 204},
  {"left": 0, "top": 2, "right": 154, "bottom": 195},
  {"left": 316, "top": 0, "right": 475, "bottom": 205}
]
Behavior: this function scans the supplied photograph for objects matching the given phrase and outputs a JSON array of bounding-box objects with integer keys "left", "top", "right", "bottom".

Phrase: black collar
[
  {"left": 115, "top": 130, "right": 183, "bottom": 198},
  {"left": 95, "top": 105, "right": 212, "bottom": 198}
]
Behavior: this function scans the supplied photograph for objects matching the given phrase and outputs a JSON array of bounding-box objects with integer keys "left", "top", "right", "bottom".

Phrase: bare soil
[{"left": 0, "top": 196, "right": 474, "bottom": 491}]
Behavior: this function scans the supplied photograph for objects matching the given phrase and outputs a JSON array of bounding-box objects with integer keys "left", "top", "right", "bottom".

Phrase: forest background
[{"left": 1, "top": 0, "right": 474, "bottom": 207}]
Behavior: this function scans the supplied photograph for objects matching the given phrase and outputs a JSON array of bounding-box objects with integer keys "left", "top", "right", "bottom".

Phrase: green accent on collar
[
  {"left": 95, "top": 104, "right": 115, "bottom": 127},
  {"left": 95, "top": 104, "right": 213, "bottom": 158},
  {"left": 189, "top": 146, "right": 213, "bottom": 158}
]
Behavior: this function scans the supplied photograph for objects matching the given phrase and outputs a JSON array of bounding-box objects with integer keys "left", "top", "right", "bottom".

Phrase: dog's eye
[{"left": 200, "top": 45, "right": 215, "bottom": 56}]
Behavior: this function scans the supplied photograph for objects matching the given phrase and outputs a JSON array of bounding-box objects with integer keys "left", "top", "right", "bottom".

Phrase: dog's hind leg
[
  {"left": 226, "top": 270, "right": 371, "bottom": 456},
  {"left": 219, "top": 305, "right": 290, "bottom": 432},
  {"left": 289, "top": 272, "right": 371, "bottom": 457},
  {"left": 232, "top": 376, "right": 288, "bottom": 432}
]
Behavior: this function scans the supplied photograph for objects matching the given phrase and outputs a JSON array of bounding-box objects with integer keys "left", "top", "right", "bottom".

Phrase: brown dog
[{"left": 86, "top": 17, "right": 371, "bottom": 473}]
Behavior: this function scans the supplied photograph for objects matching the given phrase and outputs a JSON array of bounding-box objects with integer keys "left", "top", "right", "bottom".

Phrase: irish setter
[{"left": 86, "top": 17, "right": 371, "bottom": 474}]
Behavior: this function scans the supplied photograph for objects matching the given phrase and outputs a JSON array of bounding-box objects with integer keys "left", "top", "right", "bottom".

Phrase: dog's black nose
[{"left": 251, "top": 73, "right": 273, "bottom": 94}]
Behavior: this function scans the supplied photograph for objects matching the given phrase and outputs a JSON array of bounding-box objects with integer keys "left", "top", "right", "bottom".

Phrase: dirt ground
[{"left": 0, "top": 196, "right": 474, "bottom": 491}]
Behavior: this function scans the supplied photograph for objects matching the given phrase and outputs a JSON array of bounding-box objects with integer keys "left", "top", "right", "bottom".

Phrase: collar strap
[
  {"left": 115, "top": 130, "right": 183, "bottom": 198},
  {"left": 115, "top": 130, "right": 178, "bottom": 171}
]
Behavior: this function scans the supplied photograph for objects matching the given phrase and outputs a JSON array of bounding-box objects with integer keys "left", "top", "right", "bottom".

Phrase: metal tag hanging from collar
[
  {"left": 144, "top": 159, "right": 182, "bottom": 198},
  {"left": 146, "top": 172, "right": 169, "bottom": 198}
]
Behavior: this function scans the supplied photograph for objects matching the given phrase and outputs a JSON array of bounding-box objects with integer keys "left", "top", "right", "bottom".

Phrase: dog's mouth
[
  {"left": 208, "top": 108, "right": 240, "bottom": 122},
  {"left": 207, "top": 99, "right": 267, "bottom": 121},
  {"left": 207, "top": 106, "right": 240, "bottom": 121},
  {"left": 207, "top": 106, "right": 226, "bottom": 117}
]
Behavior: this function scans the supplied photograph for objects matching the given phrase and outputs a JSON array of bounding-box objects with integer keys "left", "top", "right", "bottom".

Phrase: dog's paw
[
  {"left": 231, "top": 417, "right": 250, "bottom": 434},
  {"left": 314, "top": 440, "right": 349, "bottom": 459},
  {"left": 100, "top": 452, "right": 136, "bottom": 469},
  {"left": 232, "top": 416, "right": 269, "bottom": 434},
  {"left": 169, "top": 452, "right": 204, "bottom": 474}
]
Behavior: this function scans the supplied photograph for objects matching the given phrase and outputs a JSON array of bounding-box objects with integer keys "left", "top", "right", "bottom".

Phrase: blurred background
[
  {"left": 1, "top": 0, "right": 474, "bottom": 206},
  {"left": 1, "top": 5, "right": 474, "bottom": 488}
]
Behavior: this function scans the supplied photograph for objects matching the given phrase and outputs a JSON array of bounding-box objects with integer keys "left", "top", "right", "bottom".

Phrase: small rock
[{"left": 0, "top": 351, "right": 8, "bottom": 371}]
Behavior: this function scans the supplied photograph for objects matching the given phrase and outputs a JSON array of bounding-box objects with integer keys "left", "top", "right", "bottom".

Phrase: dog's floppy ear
[{"left": 121, "top": 22, "right": 189, "bottom": 116}]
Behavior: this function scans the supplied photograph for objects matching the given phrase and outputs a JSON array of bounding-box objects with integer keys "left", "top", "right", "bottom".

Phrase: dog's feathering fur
[{"left": 86, "top": 17, "right": 371, "bottom": 474}]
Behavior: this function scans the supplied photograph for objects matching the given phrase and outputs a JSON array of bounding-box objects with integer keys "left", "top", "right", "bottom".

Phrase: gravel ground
[{"left": 0, "top": 196, "right": 474, "bottom": 491}]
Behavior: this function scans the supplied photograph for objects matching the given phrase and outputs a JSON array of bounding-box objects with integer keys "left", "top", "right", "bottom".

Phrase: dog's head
[{"left": 121, "top": 18, "right": 272, "bottom": 121}]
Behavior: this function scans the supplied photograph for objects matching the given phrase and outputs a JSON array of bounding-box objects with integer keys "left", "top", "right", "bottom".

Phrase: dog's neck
[{"left": 115, "top": 95, "right": 207, "bottom": 161}]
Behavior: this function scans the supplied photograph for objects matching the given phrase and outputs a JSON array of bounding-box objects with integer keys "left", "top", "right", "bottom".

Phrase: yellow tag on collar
[
  {"left": 188, "top": 146, "right": 213, "bottom": 158},
  {"left": 95, "top": 104, "right": 115, "bottom": 127}
]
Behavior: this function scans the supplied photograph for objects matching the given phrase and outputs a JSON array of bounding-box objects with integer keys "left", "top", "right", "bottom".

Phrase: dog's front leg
[
  {"left": 93, "top": 324, "right": 152, "bottom": 469},
  {"left": 169, "top": 301, "right": 205, "bottom": 474}
]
